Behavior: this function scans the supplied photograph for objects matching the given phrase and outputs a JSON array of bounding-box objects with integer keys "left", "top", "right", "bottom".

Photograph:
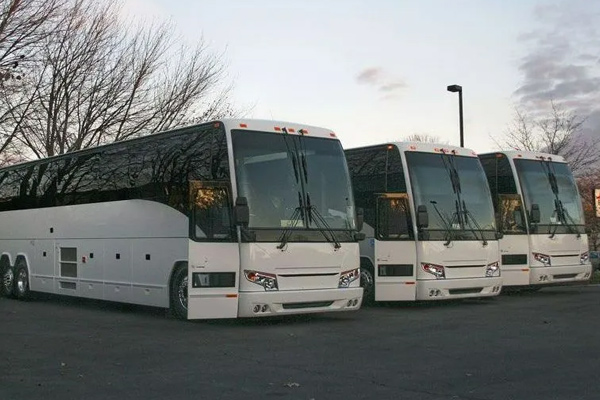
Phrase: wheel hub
[
  {"left": 177, "top": 276, "right": 188, "bottom": 310},
  {"left": 2, "top": 269, "right": 13, "bottom": 292}
]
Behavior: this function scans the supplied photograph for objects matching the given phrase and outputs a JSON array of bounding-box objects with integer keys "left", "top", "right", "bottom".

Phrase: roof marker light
[
  {"left": 288, "top": 128, "right": 295, "bottom": 133},
  {"left": 409, "top": 145, "right": 417, "bottom": 150},
  {"left": 387, "top": 144, "right": 394, "bottom": 150},
  {"left": 274, "top": 126, "right": 282, "bottom": 131},
  {"left": 298, "top": 129, "right": 308, "bottom": 135},
  {"left": 239, "top": 123, "right": 247, "bottom": 128},
  {"left": 330, "top": 132, "right": 337, "bottom": 138}
]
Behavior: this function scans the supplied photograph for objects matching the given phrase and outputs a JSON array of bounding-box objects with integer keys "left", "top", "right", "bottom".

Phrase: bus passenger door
[
  {"left": 374, "top": 194, "right": 418, "bottom": 301},
  {"left": 187, "top": 181, "right": 240, "bottom": 319}
]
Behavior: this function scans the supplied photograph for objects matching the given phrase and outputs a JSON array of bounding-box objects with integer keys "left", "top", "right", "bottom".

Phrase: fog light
[
  {"left": 253, "top": 305, "right": 260, "bottom": 313},
  {"left": 261, "top": 304, "right": 269, "bottom": 312},
  {"left": 352, "top": 298, "right": 359, "bottom": 306}
]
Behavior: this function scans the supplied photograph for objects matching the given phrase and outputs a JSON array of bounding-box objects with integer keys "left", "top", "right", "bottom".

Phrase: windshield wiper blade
[
  {"left": 281, "top": 127, "right": 300, "bottom": 183},
  {"left": 276, "top": 192, "right": 305, "bottom": 250},
  {"left": 461, "top": 201, "right": 488, "bottom": 246},
  {"left": 551, "top": 198, "right": 581, "bottom": 238},
  {"left": 307, "top": 193, "right": 341, "bottom": 249},
  {"left": 430, "top": 201, "right": 454, "bottom": 246}
]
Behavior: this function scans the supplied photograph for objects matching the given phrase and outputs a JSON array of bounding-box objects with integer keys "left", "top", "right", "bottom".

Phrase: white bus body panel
[
  {"left": 498, "top": 234, "right": 530, "bottom": 286},
  {"left": 187, "top": 242, "right": 240, "bottom": 319},
  {"left": 529, "top": 233, "right": 592, "bottom": 285},
  {"left": 0, "top": 200, "right": 189, "bottom": 308},
  {"left": 374, "top": 240, "right": 417, "bottom": 301},
  {"left": 416, "top": 241, "right": 502, "bottom": 300},
  {"left": 237, "top": 242, "right": 362, "bottom": 317}
]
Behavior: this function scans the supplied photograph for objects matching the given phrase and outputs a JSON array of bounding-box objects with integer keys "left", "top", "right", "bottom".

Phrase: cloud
[
  {"left": 515, "top": 1, "right": 600, "bottom": 134},
  {"left": 355, "top": 67, "right": 407, "bottom": 98},
  {"left": 356, "top": 67, "right": 383, "bottom": 85}
]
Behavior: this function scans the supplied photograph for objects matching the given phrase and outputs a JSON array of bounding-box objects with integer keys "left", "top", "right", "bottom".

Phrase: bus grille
[
  {"left": 282, "top": 301, "right": 334, "bottom": 310},
  {"left": 448, "top": 288, "right": 483, "bottom": 295},
  {"left": 554, "top": 274, "right": 577, "bottom": 280}
]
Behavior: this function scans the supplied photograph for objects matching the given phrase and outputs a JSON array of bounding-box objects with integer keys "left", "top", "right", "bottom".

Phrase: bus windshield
[
  {"left": 514, "top": 159, "right": 584, "bottom": 232},
  {"left": 232, "top": 130, "right": 356, "bottom": 231},
  {"left": 406, "top": 152, "right": 496, "bottom": 241}
]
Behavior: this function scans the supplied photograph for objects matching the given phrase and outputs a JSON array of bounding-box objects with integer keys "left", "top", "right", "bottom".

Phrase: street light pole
[{"left": 447, "top": 84, "right": 464, "bottom": 148}]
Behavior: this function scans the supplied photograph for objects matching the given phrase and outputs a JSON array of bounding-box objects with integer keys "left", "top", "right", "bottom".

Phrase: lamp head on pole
[{"left": 447, "top": 84, "right": 462, "bottom": 93}]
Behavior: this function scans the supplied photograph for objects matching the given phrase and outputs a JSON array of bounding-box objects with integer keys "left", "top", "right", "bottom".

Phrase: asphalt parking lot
[{"left": 1, "top": 285, "right": 599, "bottom": 400}]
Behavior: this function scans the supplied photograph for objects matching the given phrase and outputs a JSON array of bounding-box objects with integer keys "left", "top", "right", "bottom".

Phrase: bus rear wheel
[
  {"left": 14, "top": 264, "right": 31, "bottom": 300},
  {"left": 170, "top": 267, "right": 188, "bottom": 320},
  {"left": 1, "top": 264, "right": 15, "bottom": 298}
]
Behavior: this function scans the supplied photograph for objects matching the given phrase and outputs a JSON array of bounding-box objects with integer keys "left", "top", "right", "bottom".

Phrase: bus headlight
[
  {"left": 422, "top": 263, "right": 445, "bottom": 279},
  {"left": 486, "top": 261, "right": 500, "bottom": 277},
  {"left": 533, "top": 252, "right": 551, "bottom": 266},
  {"left": 244, "top": 270, "right": 278, "bottom": 291},
  {"left": 580, "top": 252, "right": 589, "bottom": 264},
  {"left": 339, "top": 268, "right": 360, "bottom": 288}
]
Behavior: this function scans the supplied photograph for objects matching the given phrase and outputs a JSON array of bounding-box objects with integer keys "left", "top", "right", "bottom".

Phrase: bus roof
[
  {"left": 347, "top": 142, "right": 479, "bottom": 158},
  {"left": 0, "top": 118, "right": 339, "bottom": 171},
  {"left": 221, "top": 119, "right": 337, "bottom": 140},
  {"left": 479, "top": 150, "right": 566, "bottom": 163}
]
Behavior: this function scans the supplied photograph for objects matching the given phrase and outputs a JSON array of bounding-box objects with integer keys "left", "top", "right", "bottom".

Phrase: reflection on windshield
[
  {"left": 514, "top": 159, "right": 584, "bottom": 227},
  {"left": 406, "top": 152, "right": 496, "bottom": 241},
  {"left": 232, "top": 130, "right": 356, "bottom": 230}
]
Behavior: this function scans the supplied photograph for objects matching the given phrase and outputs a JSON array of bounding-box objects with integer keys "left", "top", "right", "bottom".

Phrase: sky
[{"left": 121, "top": 0, "right": 600, "bottom": 153}]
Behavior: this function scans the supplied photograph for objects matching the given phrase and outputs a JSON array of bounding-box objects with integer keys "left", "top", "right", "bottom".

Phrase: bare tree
[
  {"left": 501, "top": 101, "right": 599, "bottom": 173},
  {"left": 0, "top": 0, "right": 236, "bottom": 161},
  {"left": 402, "top": 133, "right": 447, "bottom": 144},
  {"left": 0, "top": 0, "right": 65, "bottom": 164}
]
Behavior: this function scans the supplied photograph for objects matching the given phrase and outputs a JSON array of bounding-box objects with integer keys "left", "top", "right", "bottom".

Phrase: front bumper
[
  {"left": 416, "top": 277, "right": 503, "bottom": 300},
  {"left": 238, "top": 287, "right": 363, "bottom": 317}
]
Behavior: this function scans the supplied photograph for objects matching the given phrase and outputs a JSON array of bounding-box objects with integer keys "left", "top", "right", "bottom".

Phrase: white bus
[
  {"left": 0, "top": 119, "right": 363, "bottom": 319},
  {"left": 479, "top": 151, "right": 592, "bottom": 288},
  {"left": 345, "top": 143, "right": 502, "bottom": 303}
]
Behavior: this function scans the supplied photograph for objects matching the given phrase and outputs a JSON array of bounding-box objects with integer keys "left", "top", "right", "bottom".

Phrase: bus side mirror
[
  {"left": 356, "top": 207, "right": 364, "bottom": 232},
  {"left": 530, "top": 204, "right": 540, "bottom": 224},
  {"left": 417, "top": 205, "right": 428, "bottom": 228},
  {"left": 234, "top": 196, "right": 249, "bottom": 226}
]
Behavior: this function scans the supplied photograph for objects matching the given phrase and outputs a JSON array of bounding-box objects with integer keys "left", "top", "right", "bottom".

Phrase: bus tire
[
  {"left": 14, "top": 262, "right": 31, "bottom": 301},
  {"left": 1, "top": 261, "right": 15, "bottom": 299},
  {"left": 170, "top": 266, "right": 188, "bottom": 320},
  {"left": 360, "top": 263, "right": 375, "bottom": 306}
]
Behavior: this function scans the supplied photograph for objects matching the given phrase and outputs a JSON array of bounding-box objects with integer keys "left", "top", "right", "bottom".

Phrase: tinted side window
[
  {"left": 346, "top": 145, "right": 406, "bottom": 229},
  {"left": 0, "top": 124, "right": 230, "bottom": 213},
  {"left": 190, "top": 183, "right": 233, "bottom": 241}
]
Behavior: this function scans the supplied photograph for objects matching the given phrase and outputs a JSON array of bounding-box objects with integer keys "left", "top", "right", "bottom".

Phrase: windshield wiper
[
  {"left": 281, "top": 127, "right": 300, "bottom": 183},
  {"left": 550, "top": 198, "right": 581, "bottom": 239},
  {"left": 461, "top": 200, "right": 488, "bottom": 246},
  {"left": 430, "top": 200, "right": 454, "bottom": 246},
  {"left": 276, "top": 192, "right": 306, "bottom": 250},
  {"left": 538, "top": 159, "right": 580, "bottom": 238},
  {"left": 307, "top": 193, "right": 341, "bottom": 249}
]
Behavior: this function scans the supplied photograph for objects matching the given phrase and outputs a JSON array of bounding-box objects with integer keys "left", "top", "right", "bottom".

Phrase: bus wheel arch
[
  {"left": 360, "top": 257, "right": 375, "bottom": 305},
  {"left": 1, "top": 254, "right": 15, "bottom": 298},
  {"left": 14, "top": 256, "right": 31, "bottom": 300},
  {"left": 169, "top": 261, "right": 188, "bottom": 319}
]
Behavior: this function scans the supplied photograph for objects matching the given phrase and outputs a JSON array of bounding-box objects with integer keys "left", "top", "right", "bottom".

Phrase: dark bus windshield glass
[
  {"left": 406, "top": 152, "right": 496, "bottom": 240},
  {"left": 514, "top": 159, "right": 584, "bottom": 228},
  {"left": 232, "top": 130, "right": 356, "bottom": 231}
]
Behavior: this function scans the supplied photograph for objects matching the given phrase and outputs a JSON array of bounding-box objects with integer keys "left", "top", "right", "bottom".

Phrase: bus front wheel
[
  {"left": 170, "top": 267, "right": 188, "bottom": 320},
  {"left": 360, "top": 266, "right": 375, "bottom": 306}
]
